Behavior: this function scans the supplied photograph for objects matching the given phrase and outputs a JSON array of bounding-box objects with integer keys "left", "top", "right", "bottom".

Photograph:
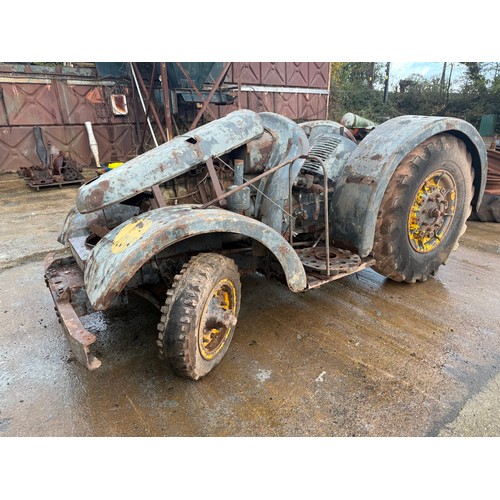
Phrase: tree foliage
[{"left": 329, "top": 62, "right": 500, "bottom": 131}]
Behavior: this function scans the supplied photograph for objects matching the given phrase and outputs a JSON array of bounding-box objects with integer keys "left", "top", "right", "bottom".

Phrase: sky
[{"left": 388, "top": 62, "right": 466, "bottom": 90}]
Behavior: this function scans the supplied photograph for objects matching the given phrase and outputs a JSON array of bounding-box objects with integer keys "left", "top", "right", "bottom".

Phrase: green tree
[
  {"left": 329, "top": 61, "right": 500, "bottom": 130},
  {"left": 329, "top": 62, "right": 395, "bottom": 123}
]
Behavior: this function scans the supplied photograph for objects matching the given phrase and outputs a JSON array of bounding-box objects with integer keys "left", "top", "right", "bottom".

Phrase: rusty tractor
[{"left": 44, "top": 110, "right": 487, "bottom": 379}]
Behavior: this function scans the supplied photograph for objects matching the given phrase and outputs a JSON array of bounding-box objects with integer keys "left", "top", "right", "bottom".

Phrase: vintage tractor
[{"left": 44, "top": 109, "right": 487, "bottom": 379}]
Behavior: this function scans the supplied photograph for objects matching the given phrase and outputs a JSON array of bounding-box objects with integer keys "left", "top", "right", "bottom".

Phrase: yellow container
[{"left": 107, "top": 162, "right": 124, "bottom": 169}]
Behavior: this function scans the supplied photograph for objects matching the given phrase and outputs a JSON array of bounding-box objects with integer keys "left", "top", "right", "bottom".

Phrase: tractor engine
[{"left": 292, "top": 128, "right": 357, "bottom": 237}]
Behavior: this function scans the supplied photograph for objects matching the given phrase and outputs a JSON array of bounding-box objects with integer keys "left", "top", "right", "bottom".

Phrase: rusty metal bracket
[
  {"left": 205, "top": 157, "right": 227, "bottom": 207},
  {"left": 44, "top": 251, "right": 101, "bottom": 371}
]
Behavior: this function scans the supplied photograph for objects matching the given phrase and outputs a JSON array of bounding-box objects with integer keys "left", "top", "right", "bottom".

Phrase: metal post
[{"left": 160, "top": 62, "right": 173, "bottom": 141}]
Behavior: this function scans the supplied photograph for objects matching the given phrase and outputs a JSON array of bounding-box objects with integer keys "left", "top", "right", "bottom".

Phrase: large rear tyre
[
  {"left": 372, "top": 134, "right": 474, "bottom": 282},
  {"left": 157, "top": 253, "right": 241, "bottom": 380},
  {"left": 470, "top": 193, "right": 500, "bottom": 222}
]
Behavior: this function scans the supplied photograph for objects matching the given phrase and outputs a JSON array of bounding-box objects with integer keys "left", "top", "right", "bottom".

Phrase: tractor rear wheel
[
  {"left": 157, "top": 253, "right": 241, "bottom": 380},
  {"left": 372, "top": 133, "right": 474, "bottom": 282}
]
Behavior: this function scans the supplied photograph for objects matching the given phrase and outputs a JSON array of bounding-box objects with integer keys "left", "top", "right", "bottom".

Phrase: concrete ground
[{"left": 1, "top": 173, "right": 500, "bottom": 437}]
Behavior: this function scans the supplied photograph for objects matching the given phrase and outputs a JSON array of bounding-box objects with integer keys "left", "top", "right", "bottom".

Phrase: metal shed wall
[
  {"left": 207, "top": 62, "right": 330, "bottom": 121},
  {"left": 0, "top": 64, "right": 138, "bottom": 173}
]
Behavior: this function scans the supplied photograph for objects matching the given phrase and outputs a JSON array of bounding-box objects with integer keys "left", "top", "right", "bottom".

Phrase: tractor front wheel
[{"left": 157, "top": 253, "right": 241, "bottom": 380}]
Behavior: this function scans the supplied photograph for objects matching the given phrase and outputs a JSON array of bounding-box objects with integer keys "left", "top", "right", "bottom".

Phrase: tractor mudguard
[
  {"left": 76, "top": 109, "right": 265, "bottom": 214},
  {"left": 84, "top": 205, "right": 308, "bottom": 310},
  {"left": 331, "top": 115, "right": 487, "bottom": 258},
  {"left": 254, "top": 112, "right": 309, "bottom": 232}
]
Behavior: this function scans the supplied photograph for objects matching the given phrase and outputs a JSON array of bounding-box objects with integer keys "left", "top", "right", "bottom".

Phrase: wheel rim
[
  {"left": 62, "top": 167, "right": 78, "bottom": 181},
  {"left": 198, "top": 278, "right": 237, "bottom": 360},
  {"left": 407, "top": 169, "right": 457, "bottom": 253}
]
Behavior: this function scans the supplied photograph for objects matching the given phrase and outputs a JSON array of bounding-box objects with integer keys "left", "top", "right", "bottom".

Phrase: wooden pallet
[{"left": 26, "top": 178, "right": 86, "bottom": 191}]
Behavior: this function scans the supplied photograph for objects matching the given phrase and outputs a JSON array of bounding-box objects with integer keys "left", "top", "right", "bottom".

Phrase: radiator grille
[{"left": 302, "top": 135, "right": 341, "bottom": 174}]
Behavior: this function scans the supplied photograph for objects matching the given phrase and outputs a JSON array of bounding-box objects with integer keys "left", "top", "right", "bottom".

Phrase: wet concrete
[{"left": 1, "top": 174, "right": 500, "bottom": 436}]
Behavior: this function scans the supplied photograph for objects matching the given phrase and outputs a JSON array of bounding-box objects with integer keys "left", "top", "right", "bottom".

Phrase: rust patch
[
  {"left": 85, "top": 87, "right": 104, "bottom": 105},
  {"left": 346, "top": 174, "right": 376, "bottom": 186},
  {"left": 86, "top": 179, "right": 110, "bottom": 208}
]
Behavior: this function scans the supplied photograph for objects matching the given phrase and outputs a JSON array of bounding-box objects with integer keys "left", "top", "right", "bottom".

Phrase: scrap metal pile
[{"left": 17, "top": 126, "right": 85, "bottom": 190}]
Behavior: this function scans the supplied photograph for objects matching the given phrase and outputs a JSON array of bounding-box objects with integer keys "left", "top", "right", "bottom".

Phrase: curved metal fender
[
  {"left": 76, "top": 109, "right": 264, "bottom": 214},
  {"left": 254, "top": 112, "right": 309, "bottom": 233},
  {"left": 331, "top": 115, "right": 487, "bottom": 258},
  {"left": 84, "top": 206, "right": 308, "bottom": 309}
]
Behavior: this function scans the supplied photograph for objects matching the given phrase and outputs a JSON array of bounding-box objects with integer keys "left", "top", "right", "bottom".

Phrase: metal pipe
[
  {"left": 233, "top": 159, "right": 244, "bottom": 185},
  {"left": 307, "top": 155, "right": 330, "bottom": 276},
  {"left": 84, "top": 122, "right": 100, "bottom": 168}
]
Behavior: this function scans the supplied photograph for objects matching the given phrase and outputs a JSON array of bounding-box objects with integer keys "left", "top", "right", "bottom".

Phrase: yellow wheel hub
[
  {"left": 408, "top": 169, "right": 457, "bottom": 253},
  {"left": 198, "top": 279, "right": 237, "bottom": 360}
]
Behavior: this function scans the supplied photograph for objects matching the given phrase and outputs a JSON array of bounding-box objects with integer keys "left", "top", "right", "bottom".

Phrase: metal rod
[
  {"left": 130, "top": 63, "right": 158, "bottom": 148},
  {"left": 189, "top": 62, "right": 232, "bottom": 131},
  {"left": 307, "top": 155, "right": 330, "bottom": 276},
  {"left": 175, "top": 63, "right": 218, "bottom": 121},
  {"left": 215, "top": 155, "right": 294, "bottom": 219},
  {"left": 129, "top": 63, "right": 165, "bottom": 208},
  {"left": 139, "top": 63, "right": 157, "bottom": 151},
  {"left": 200, "top": 154, "right": 303, "bottom": 209},
  {"left": 160, "top": 62, "right": 173, "bottom": 141},
  {"left": 132, "top": 62, "right": 168, "bottom": 144}
]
